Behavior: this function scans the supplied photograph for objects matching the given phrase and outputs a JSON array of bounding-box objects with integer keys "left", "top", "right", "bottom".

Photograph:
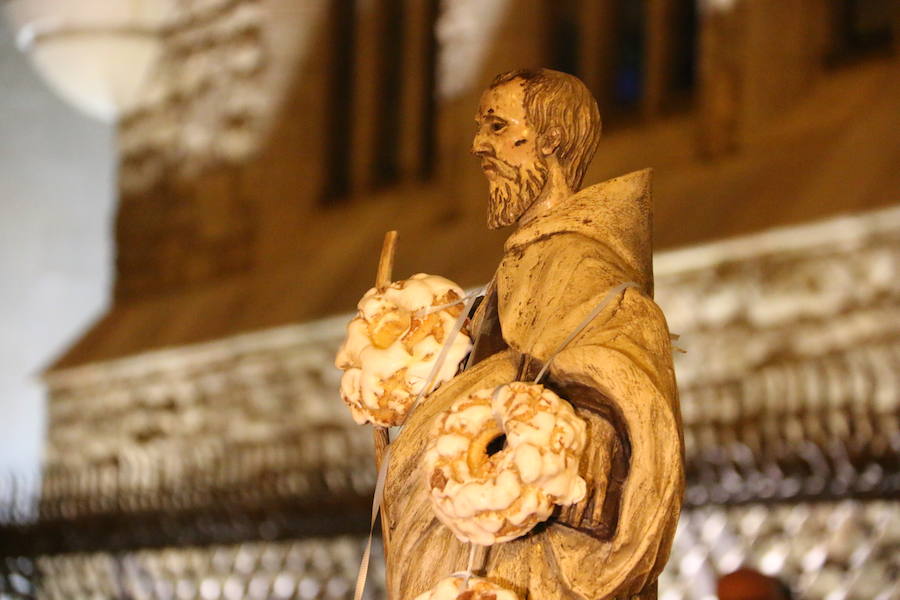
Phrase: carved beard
[{"left": 486, "top": 156, "right": 549, "bottom": 230}]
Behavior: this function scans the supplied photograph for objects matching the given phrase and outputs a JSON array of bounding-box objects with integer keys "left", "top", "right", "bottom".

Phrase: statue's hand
[{"left": 517, "top": 353, "right": 628, "bottom": 541}]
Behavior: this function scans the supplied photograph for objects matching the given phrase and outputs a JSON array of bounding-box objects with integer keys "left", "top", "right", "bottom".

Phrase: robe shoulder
[
  {"left": 497, "top": 230, "right": 672, "bottom": 377},
  {"left": 506, "top": 168, "right": 654, "bottom": 296}
]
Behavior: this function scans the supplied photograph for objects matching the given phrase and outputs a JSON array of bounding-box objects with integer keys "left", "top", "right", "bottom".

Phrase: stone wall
[{"left": 39, "top": 206, "right": 900, "bottom": 512}]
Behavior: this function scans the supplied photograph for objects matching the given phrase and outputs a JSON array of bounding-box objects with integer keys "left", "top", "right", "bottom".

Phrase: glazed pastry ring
[
  {"left": 334, "top": 273, "right": 473, "bottom": 427},
  {"left": 423, "top": 381, "right": 587, "bottom": 545}
]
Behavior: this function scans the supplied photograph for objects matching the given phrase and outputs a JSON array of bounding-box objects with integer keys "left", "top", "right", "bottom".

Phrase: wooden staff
[{"left": 373, "top": 230, "right": 397, "bottom": 473}]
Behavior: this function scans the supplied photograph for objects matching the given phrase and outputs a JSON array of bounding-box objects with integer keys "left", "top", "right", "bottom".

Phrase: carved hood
[{"left": 505, "top": 168, "right": 654, "bottom": 297}]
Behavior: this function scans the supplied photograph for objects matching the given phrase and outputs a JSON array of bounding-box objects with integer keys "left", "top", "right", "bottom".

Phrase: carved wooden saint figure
[{"left": 338, "top": 68, "right": 683, "bottom": 600}]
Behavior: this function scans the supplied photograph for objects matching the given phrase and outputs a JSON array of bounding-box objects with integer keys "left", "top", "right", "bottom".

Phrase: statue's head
[{"left": 472, "top": 68, "right": 601, "bottom": 229}]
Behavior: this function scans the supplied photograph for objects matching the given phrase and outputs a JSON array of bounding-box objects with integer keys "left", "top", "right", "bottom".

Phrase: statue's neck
[{"left": 518, "top": 163, "right": 573, "bottom": 228}]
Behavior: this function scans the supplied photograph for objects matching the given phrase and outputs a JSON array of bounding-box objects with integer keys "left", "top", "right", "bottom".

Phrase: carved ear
[{"left": 539, "top": 126, "right": 563, "bottom": 157}]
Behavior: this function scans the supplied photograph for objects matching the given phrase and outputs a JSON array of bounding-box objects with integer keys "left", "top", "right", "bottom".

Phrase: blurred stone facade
[
  {"left": 5, "top": 502, "right": 898, "bottom": 599},
  {"left": 38, "top": 207, "right": 900, "bottom": 512},
  {"left": 51, "top": 0, "right": 899, "bottom": 368}
]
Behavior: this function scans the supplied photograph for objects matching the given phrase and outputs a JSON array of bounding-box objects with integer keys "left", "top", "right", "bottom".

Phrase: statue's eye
[{"left": 491, "top": 122, "right": 506, "bottom": 133}]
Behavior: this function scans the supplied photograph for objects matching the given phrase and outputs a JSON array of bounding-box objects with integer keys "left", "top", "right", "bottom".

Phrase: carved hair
[{"left": 490, "top": 68, "right": 601, "bottom": 191}]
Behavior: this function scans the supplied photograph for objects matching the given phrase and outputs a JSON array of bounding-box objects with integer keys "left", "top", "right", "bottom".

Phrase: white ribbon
[
  {"left": 412, "top": 287, "right": 483, "bottom": 410},
  {"left": 354, "top": 444, "right": 392, "bottom": 600},
  {"left": 443, "top": 543, "right": 480, "bottom": 588},
  {"left": 415, "top": 288, "right": 484, "bottom": 316},
  {"left": 465, "top": 543, "right": 477, "bottom": 584},
  {"left": 534, "top": 281, "right": 639, "bottom": 384},
  {"left": 354, "top": 288, "right": 483, "bottom": 600}
]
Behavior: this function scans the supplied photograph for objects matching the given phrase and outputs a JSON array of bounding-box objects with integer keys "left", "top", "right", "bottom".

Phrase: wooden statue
[{"left": 337, "top": 68, "right": 683, "bottom": 600}]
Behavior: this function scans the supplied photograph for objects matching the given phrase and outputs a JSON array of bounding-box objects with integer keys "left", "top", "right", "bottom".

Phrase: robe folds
[{"left": 383, "top": 169, "right": 684, "bottom": 600}]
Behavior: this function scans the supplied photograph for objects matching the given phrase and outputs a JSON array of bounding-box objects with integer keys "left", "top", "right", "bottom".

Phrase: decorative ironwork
[
  {"left": 2, "top": 501, "right": 896, "bottom": 599},
  {"left": 661, "top": 499, "right": 900, "bottom": 599},
  {"left": 2, "top": 537, "right": 385, "bottom": 600}
]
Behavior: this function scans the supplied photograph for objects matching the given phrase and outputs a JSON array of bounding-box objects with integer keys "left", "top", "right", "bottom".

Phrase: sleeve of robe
[{"left": 496, "top": 231, "right": 684, "bottom": 599}]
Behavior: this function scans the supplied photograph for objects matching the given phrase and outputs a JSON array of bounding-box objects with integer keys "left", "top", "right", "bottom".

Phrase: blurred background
[{"left": 0, "top": 0, "right": 897, "bottom": 599}]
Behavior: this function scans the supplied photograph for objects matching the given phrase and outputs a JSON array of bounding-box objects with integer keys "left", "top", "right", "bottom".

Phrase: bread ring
[
  {"left": 423, "top": 382, "right": 587, "bottom": 545},
  {"left": 413, "top": 575, "right": 519, "bottom": 600},
  {"left": 335, "top": 274, "right": 473, "bottom": 427}
]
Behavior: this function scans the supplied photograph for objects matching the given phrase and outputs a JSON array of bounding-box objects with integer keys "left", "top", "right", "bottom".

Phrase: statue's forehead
[{"left": 477, "top": 80, "right": 526, "bottom": 122}]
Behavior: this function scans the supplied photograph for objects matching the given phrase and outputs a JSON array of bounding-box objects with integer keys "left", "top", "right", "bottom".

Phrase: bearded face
[
  {"left": 485, "top": 153, "right": 549, "bottom": 229},
  {"left": 472, "top": 79, "right": 550, "bottom": 230}
]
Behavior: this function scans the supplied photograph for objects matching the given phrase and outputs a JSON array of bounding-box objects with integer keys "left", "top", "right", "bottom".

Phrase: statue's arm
[
  {"left": 509, "top": 240, "right": 682, "bottom": 598},
  {"left": 514, "top": 355, "right": 623, "bottom": 539},
  {"left": 540, "top": 289, "right": 683, "bottom": 599}
]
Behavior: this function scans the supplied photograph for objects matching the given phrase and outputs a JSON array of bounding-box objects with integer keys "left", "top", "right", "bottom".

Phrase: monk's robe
[{"left": 384, "top": 169, "right": 684, "bottom": 600}]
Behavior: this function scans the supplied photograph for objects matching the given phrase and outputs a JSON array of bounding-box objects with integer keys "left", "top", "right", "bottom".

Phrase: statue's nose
[{"left": 471, "top": 133, "right": 491, "bottom": 157}]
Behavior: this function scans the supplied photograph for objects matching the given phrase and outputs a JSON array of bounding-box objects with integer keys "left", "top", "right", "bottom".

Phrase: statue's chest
[
  {"left": 466, "top": 249, "right": 534, "bottom": 367},
  {"left": 494, "top": 249, "right": 554, "bottom": 352},
  {"left": 468, "top": 282, "right": 508, "bottom": 367}
]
